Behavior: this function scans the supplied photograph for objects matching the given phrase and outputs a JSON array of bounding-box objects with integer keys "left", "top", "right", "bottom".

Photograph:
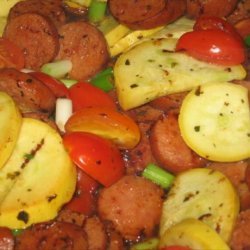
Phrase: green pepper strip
[
  {"left": 90, "top": 67, "right": 114, "bottom": 92},
  {"left": 88, "top": 0, "right": 107, "bottom": 23},
  {"left": 142, "top": 163, "right": 175, "bottom": 189}
]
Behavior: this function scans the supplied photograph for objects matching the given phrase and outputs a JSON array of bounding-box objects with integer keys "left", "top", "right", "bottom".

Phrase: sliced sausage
[
  {"left": 186, "top": 0, "right": 238, "bottom": 19},
  {"left": 56, "top": 21, "right": 109, "bottom": 81},
  {"left": 128, "top": 0, "right": 186, "bottom": 30},
  {"left": 107, "top": 230, "right": 125, "bottom": 250},
  {"left": 230, "top": 209, "right": 250, "bottom": 250},
  {"left": 108, "top": 0, "right": 167, "bottom": 25},
  {"left": 227, "top": 0, "right": 250, "bottom": 24},
  {"left": 123, "top": 122, "right": 157, "bottom": 174},
  {"left": 8, "top": 0, "right": 66, "bottom": 28},
  {"left": 149, "top": 92, "right": 188, "bottom": 113},
  {"left": 83, "top": 216, "right": 107, "bottom": 250},
  {"left": 15, "top": 221, "right": 88, "bottom": 250},
  {"left": 98, "top": 175, "right": 164, "bottom": 241},
  {"left": 149, "top": 112, "right": 207, "bottom": 174},
  {"left": 0, "top": 227, "right": 14, "bottom": 250},
  {"left": 4, "top": 13, "right": 59, "bottom": 70},
  {"left": 0, "top": 68, "right": 56, "bottom": 115}
]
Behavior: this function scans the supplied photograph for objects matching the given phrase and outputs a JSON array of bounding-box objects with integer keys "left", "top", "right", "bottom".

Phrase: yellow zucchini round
[
  {"left": 0, "top": 92, "right": 22, "bottom": 169},
  {"left": 160, "top": 168, "right": 239, "bottom": 243},
  {"left": 0, "top": 118, "right": 76, "bottom": 229},
  {"left": 179, "top": 82, "right": 250, "bottom": 162},
  {"left": 159, "top": 218, "right": 230, "bottom": 250}
]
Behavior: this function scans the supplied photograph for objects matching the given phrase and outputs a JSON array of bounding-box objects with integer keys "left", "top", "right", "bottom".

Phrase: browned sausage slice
[
  {"left": 56, "top": 21, "right": 109, "bottom": 81},
  {"left": 127, "top": 0, "right": 186, "bottom": 30},
  {"left": 230, "top": 210, "right": 250, "bottom": 250},
  {"left": 4, "top": 13, "right": 59, "bottom": 70},
  {"left": 108, "top": 0, "right": 167, "bottom": 25},
  {"left": 8, "top": 0, "right": 66, "bottom": 28},
  {"left": 227, "top": 0, "right": 250, "bottom": 24},
  {"left": 149, "top": 112, "right": 207, "bottom": 174},
  {"left": 83, "top": 216, "right": 107, "bottom": 250},
  {"left": 15, "top": 221, "right": 88, "bottom": 250},
  {"left": 186, "top": 0, "right": 238, "bottom": 19},
  {"left": 98, "top": 175, "right": 164, "bottom": 241},
  {"left": 0, "top": 227, "right": 14, "bottom": 250},
  {"left": 0, "top": 68, "right": 56, "bottom": 115}
]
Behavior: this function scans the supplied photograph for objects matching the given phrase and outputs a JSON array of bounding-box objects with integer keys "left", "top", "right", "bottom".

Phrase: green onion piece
[
  {"left": 88, "top": 0, "right": 107, "bottom": 23},
  {"left": 60, "top": 78, "right": 78, "bottom": 88},
  {"left": 142, "top": 163, "right": 175, "bottom": 189},
  {"left": 41, "top": 60, "right": 72, "bottom": 79},
  {"left": 12, "top": 228, "right": 23, "bottom": 236},
  {"left": 244, "top": 35, "right": 250, "bottom": 47},
  {"left": 130, "top": 238, "right": 159, "bottom": 250},
  {"left": 90, "top": 67, "right": 114, "bottom": 92}
]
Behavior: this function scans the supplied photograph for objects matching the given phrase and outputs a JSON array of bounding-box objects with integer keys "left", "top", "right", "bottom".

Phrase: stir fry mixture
[{"left": 0, "top": 0, "right": 250, "bottom": 249}]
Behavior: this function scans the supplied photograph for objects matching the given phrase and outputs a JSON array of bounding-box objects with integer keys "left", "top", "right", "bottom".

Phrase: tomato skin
[
  {"left": 63, "top": 132, "right": 125, "bottom": 187},
  {"left": 194, "top": 16, "right": 242, "bottom": 42},
  {"left": 0, "top": 38, "right": 25, "bottom": 70},
  {"left": 30, "top": 71, "right": 70, "bottom": 98},
  {"left": 160, "top": 246, "right": 191, "bottom": 250},
  {"left": 65, "top": 168, "right": 99, "bottom": 215},
  {"left": 176, "top": 30, "right": 246, "bottom": 66},
  {"left": 65, "top": 106, "right": 141, "bottom": 149},
  {"left": 69, "top": 82, "right": 116, "bottom": 111}
]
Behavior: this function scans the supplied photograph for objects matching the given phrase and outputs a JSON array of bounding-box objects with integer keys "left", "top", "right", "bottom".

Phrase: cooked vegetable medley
[{"left": 0, "top": 0, "right": 249, "bottom": 249}]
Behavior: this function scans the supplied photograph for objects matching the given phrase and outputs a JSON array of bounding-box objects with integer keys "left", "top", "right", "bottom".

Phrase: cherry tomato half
[
  {"left": 30, "top": 71, "right": 70, "bottom": 98},
  {"left": 63, "top": 132, "right": 125, "bottom": 187},
  {"left": 160, "top": 246, "right": 191, "bottom": 250},
  {"left": 69, "top": 82, "right": 116, "bottom": 111},
  {"left": 65, "top": 168, "right": 99, "bottom": 215},
  {"left": 176, "top": 29, "right": 246, "bottom": 66},
  {"left": 65, "top": 106, "right": 141, "bottom": 149},
  {"left": 193, "top": 16, "right": 242, "bottom": 42},
  {"left": 0, "top": 38, "right": 25, "bottom": 70}
]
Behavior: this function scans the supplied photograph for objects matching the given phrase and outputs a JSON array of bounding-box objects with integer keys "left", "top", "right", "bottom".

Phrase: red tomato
[
  {"left": 30, "top": 71, "right": 70, "bottom": 98},
  {"left": 0, "top": 38, "right": 25, "bottom": 70},
  {"left": 176, "top": 30, "right": 246, "bottom": 66},
  {"left": 66, "top": 168, "right": 99, "bottom": 215},
  {"left": 69, "top": 82, "right": 116, "bottom": 111},
  {"left": 63, "top": 132, "right": 125, "bottom": 187},
  {"left": 65, "top": 106, "right": 141, "bottom": 149},
  {"left": 160, "top": 246, "right": 191, "bottom": 250},
  {"left": 194, "top": 16, "right": 243, "bottom": 42}
]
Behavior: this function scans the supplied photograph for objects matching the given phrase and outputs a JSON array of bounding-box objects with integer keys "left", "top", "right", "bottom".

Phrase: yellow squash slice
[
  {"left": 179, "top": 82, "right": 250, "bottom": 162},
  {"left": 160, "top": 168, "right": 239, "bottom": 243},
  {"left": 114, "top": 38, "right": 246, "bottom": 110},
  {"left": 0, "top": 92, "right": 22, "bottom": 169},
  {"left": 159, "top": 218, "right": 230, "bottom": 250},
  {"left": 0, "top": 118, "right": 76, "bottom": 229}
]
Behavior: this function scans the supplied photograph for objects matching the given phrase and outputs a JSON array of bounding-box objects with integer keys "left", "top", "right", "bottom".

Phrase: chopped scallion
[
  {"left": 41, "top": 60, "right": 72, "bottom": 79},
  {"left": 60, "top": 78, "right": 78, "bottom": 88},
  {"left": 90, "top": 66, "right": 114, "bottom": 92},
  {"left": 244, "top": 35, "right": 250, "bottom": 47},
  {"left": 130, "top": 237, "right": 159, "bottom": 250},
  {"left": 142, "top": 163, "right": 174, "bottom": 189},
  {"left": 88, "top": 0, "right": 107, "bottom": 23}
]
